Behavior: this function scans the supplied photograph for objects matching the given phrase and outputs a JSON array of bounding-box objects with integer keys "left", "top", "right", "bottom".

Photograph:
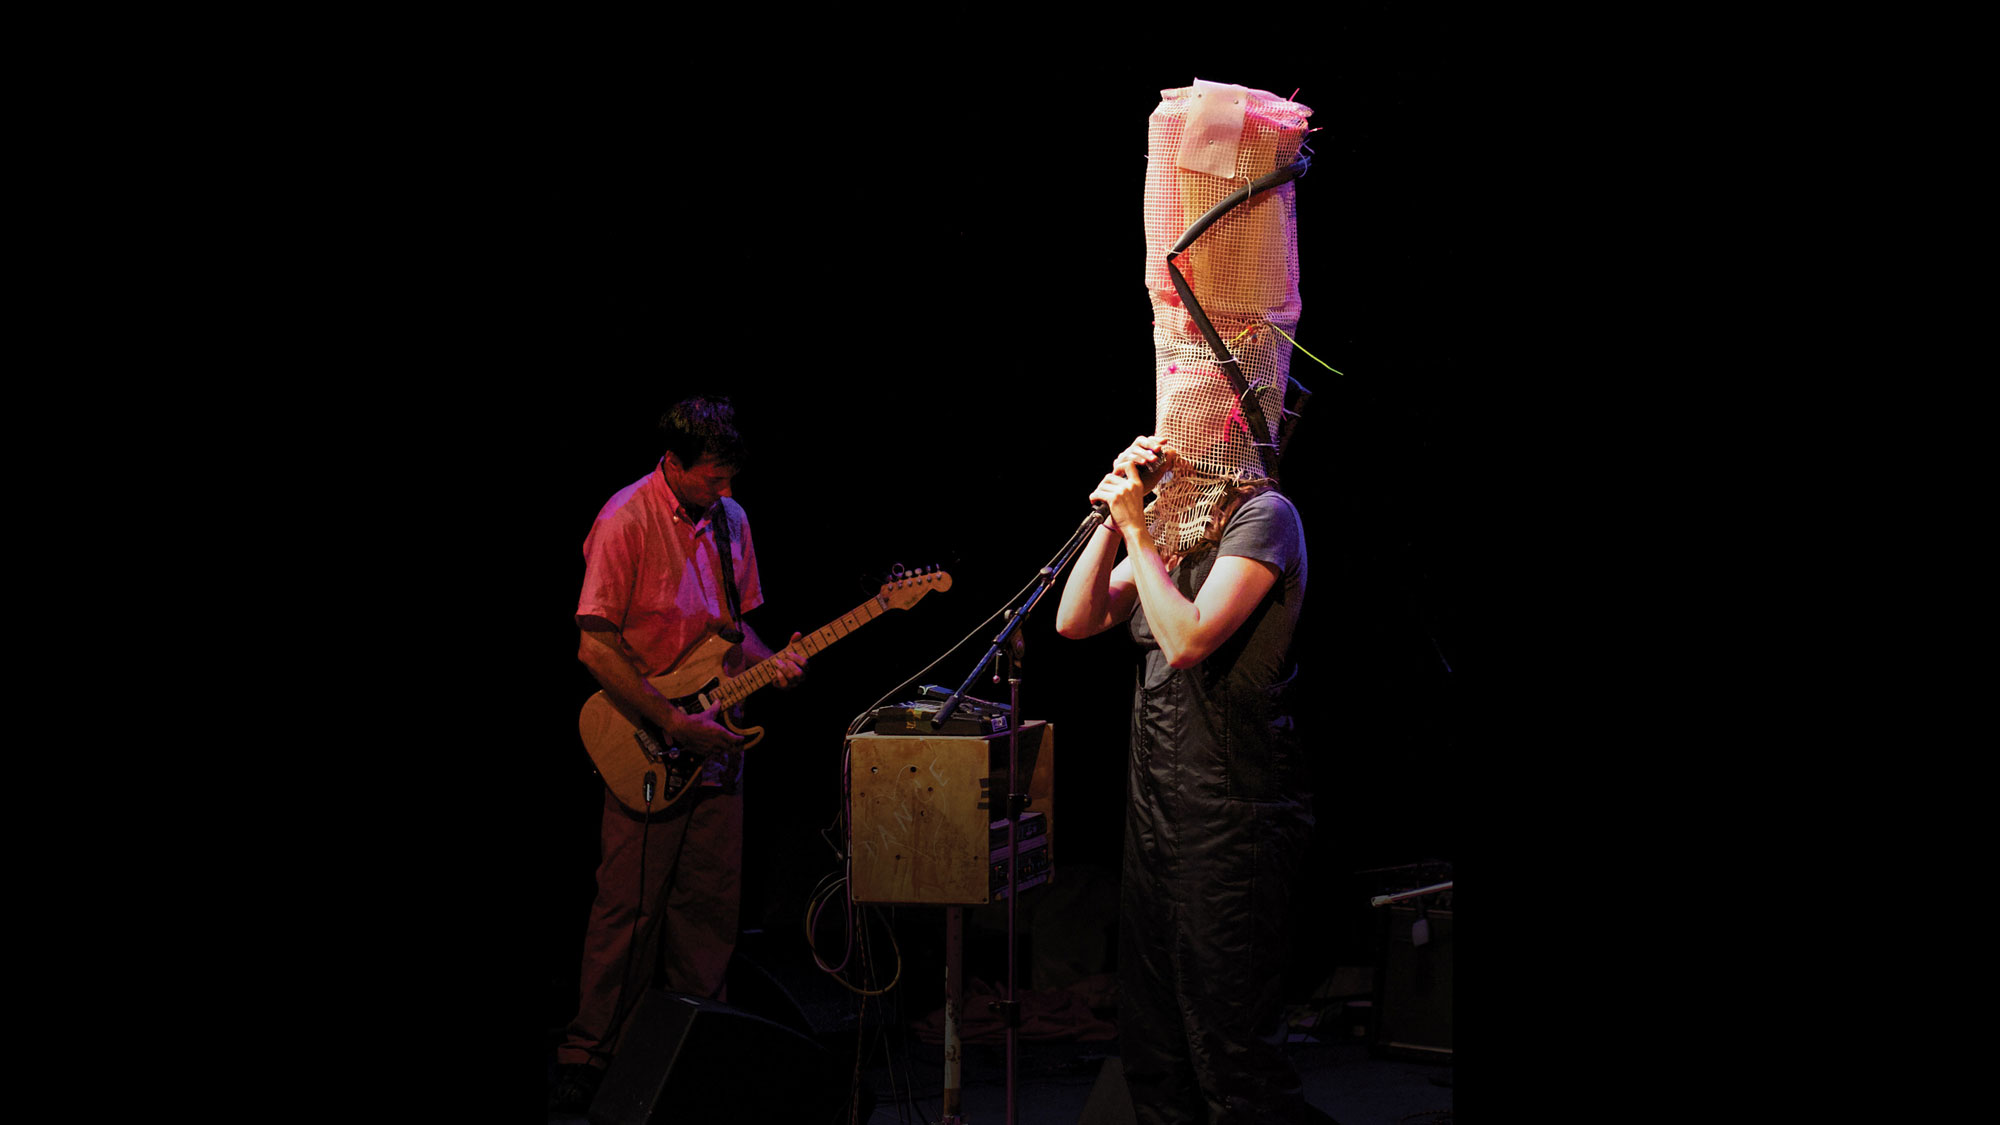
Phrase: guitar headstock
[{"left": 879, "top": 564, "right": 952, "bottom": 610}]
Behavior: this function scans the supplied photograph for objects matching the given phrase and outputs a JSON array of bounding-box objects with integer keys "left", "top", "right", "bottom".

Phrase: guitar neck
[{"left": 709, "top": 594, "right": 889, "bottom": 708}]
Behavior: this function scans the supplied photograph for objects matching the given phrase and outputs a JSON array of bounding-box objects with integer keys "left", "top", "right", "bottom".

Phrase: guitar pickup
[{"left": 633, "top": 727, "right": 668, "bottom": 764}]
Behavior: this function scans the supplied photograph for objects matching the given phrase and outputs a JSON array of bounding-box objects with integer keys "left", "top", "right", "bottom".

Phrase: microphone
[
  {"left": 1083, "top": 445, "right": 1167, "bottom": 532},
  {"left": 1081, "top": 500, "right": 1113, "bottom": 539},
  {"left": 1087, "top": 455, "right": 1145, "bottom": 524}
]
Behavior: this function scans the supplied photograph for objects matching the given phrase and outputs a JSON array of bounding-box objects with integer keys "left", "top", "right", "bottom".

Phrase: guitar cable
[
  {"left": 575, "top": 803, "right": 655, "bottom": 1074},
  {"left": 805, "top": 866, "right": 903, "bottom": 997},
  {"left": 594, "top": 774, "right": 684, "bottom": 1072}
]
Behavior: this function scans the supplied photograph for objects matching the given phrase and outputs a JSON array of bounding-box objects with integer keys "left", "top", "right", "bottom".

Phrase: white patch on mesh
[{"left": 1177, "top": 78, "right": 1252, "bottom": 178}]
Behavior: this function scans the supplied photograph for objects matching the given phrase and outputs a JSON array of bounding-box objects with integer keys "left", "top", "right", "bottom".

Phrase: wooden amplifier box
[{"left": 846, "top": 722, "right": 1055, "bottom": 905}]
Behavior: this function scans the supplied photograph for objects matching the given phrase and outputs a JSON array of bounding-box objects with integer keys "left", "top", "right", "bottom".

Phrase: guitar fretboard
[{"left": 709, "top": 596, "right": 886, "bottom": 707}]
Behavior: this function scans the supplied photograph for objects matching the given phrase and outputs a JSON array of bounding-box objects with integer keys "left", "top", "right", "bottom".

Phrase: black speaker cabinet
[
  {"left": 1374, "top": 904, "right": 1453, "bottom": 1058},
  {"left": 588, "top": 990, "right": 847, "bottom": 1125}
]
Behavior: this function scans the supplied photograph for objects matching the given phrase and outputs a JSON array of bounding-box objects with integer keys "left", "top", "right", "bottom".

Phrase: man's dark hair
[{"left": 659, "top": 396, "right": 748, "bottom": 469}]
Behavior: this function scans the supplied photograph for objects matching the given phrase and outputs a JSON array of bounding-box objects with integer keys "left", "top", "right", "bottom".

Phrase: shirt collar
[{"left": 653, "top": 462, "right": 717, "bottom": 529}]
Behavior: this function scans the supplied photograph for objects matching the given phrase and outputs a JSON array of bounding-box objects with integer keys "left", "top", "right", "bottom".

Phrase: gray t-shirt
[
  {"left": 1132, "top": 489, "right": 1306, "bottom": 680},
  {"left": 1130, "top": 490, "right": 1307, "bottom": 799}
]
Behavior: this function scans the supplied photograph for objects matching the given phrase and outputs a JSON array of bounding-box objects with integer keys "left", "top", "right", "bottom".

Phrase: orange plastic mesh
[{"left": 1142, "top": 82, "right": 1311, "bottom": 555}]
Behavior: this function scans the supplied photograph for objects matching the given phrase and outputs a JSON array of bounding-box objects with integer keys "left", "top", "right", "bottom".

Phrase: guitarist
[{"left": 550, "top": 396, "right": 806, "bottom": 1115}]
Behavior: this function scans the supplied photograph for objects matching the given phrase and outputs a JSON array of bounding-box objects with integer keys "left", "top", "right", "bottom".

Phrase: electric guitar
[{"left": 579, "top": 567, "right": 952, "bottom": 815}]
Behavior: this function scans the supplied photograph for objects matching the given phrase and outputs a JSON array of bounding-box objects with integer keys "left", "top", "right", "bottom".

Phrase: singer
[{"left": 1056, "top": 434, "right": 1311, "bottom": 1125}]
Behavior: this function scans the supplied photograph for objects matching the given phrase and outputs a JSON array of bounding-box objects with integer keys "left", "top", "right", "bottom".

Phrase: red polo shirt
[{"left": 576, "top": 462, "right": 764, "bottom": 676}]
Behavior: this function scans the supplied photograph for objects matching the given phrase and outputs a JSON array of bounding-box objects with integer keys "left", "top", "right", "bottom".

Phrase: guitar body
[
  {"left": 575, "top": 567, "right": 952, "bottom": 817},
  {"left": 579, "top": 633, "right": 764, "bottom": 817}
]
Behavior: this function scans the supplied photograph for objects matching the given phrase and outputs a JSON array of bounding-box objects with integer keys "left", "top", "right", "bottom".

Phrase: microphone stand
[
  {"left": 929, "top": 505, "right": 1108, "bottom": 1125},
  {"left": 931, "top": 503, "right": 1106, "bottom": 732},
  {"left": 1369, "top": 882, "right": 1454, "bottom": 908}
]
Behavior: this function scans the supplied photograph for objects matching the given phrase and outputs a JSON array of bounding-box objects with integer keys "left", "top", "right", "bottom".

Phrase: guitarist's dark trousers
[{"left": 556, "top": 782, "right": 744, "bottom": 1070}]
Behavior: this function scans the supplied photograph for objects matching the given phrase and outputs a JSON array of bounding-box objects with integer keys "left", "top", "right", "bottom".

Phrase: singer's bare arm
[
  {"left": 1060, "top": 435, "right": 1276, "bottom": 668},
  {"left": 1121, "top": 537, "right": 1278, "bottom": 670},
  {"left": 1055, "top": 522, "right": 1138, "bottom": 638},
  {"left": 1057, "top": 436, "right": 1176, "bottom": 638}
]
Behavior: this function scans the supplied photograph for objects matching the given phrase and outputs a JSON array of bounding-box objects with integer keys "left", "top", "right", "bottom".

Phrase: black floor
[
  {"left": 849, "top": 1034, "right": 1451, "bottom": 1125},
  {"left": 547, "top": 868, "right": 1454, "bottom": 1124},
  {"left": 547, "top": 1003, "right": 1453, "bottom": 1125}
]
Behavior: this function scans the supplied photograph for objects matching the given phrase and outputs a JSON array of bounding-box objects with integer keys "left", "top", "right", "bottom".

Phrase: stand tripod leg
[{"left": 942, "top": 905, "right": 964, "bottom": 1124}]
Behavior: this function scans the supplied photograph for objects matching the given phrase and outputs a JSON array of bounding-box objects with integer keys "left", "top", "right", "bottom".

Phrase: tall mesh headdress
[{"left": 1142, "top": 79, "right": 1312, "bottom": 556}]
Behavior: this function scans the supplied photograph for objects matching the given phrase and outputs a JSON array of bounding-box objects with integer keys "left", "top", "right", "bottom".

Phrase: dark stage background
[{"left": 452, "top": 41, "right": 1467, "bottom": 1054}]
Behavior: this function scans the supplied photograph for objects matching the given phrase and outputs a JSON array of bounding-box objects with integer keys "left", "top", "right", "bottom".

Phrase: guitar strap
[
  {"left": 701, "top": 501, "right": 747, "bottom": 794},
  {"left": 707, "top": 500, "right": 746, "bottom": 645}
]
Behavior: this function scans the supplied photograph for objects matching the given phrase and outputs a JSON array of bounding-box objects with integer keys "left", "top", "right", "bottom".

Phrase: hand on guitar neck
[{"left": 754, "top": 630, "right": 808, "bottom": 693}]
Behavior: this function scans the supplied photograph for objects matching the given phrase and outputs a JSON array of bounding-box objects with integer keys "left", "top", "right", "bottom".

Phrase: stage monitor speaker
[
  {"left": 588, "top": 989, "right": 848, "bottom": 1125},
  {"left": 1080, "top": 1055, "right": 1337, "bottom": 1124},
  {"left": 1079, "top": 1056, "right": 1137, "bottom": 1125},
  {"left": 1375, "top": 904, "right": 1453, "bottom": 1057}
]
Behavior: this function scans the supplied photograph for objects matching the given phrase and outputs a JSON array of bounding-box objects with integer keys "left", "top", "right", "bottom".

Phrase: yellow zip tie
[{"left": 1264, "top": 321, "right": 1346, "bottom": 376}]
